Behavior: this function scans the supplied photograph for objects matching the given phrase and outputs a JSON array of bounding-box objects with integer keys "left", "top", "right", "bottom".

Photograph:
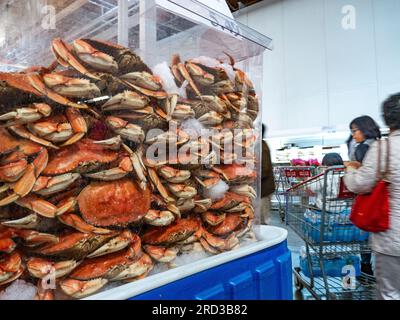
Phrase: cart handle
[{"left": 285, "top": 166, "right": 344, "bottom": 192}]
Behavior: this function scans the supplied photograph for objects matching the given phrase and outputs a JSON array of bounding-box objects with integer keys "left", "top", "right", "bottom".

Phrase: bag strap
[
  {"left": 383, "top": 138, "right": 390, "bottom": 181},
  {"left": 377, "top": 139, "right": 382, "bottom": 180}
]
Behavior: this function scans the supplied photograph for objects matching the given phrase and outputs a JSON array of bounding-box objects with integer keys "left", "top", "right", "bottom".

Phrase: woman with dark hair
[
  {"left": 347, "top": 116, "right": 381, "bottom": 277},
  {"left": 344, "top": 93, "right": 400, "bottom": 300},
  {"left": 348, "top": 115, "right": 381, "bottom": 167}
]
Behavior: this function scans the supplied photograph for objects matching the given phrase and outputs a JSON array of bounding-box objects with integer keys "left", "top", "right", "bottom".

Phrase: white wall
[{"left": 236, "top": 0, "right": 400, "bottom": 138}]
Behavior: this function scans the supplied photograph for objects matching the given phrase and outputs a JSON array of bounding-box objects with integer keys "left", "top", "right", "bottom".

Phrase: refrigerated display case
[{"left": 0, "top": 0, "right": 291, "bottom": 300}]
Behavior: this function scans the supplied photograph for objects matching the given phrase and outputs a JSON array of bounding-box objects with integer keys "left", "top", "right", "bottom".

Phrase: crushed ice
[{"left": 0, "top": 280, "right": 36, "bottom": 300}]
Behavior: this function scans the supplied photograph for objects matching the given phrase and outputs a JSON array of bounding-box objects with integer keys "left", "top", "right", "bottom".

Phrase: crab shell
[
  {"left": 142, "top": 217, "right": 201, "bottom": 246},
  {"left": 43, "top": 139, "right": 119, "bottom": 175},
  {"left": 207, "top": 213, "right": 243, "bottom": 237},
  {"left": 77, "top": 179, "right": 151, "bottom": 227}
]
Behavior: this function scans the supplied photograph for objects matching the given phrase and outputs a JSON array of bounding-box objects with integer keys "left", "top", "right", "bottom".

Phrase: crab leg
[
  {"left": 148, "top": 168, "right": 175, "bottom": 203},
  {"left": 122, "top": 144, "right": 147, "bottom": 190},
  {"left": 177, "top": 62, "right": 202, "bottom": 97},
  {"left": 61, "top": 108, "right": 87, "bottom": 146},
  {"left": 58, "top": 213, "right": 114, "bottom": 235}
]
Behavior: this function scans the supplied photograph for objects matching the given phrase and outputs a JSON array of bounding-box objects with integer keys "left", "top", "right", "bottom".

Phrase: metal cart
[
  {"left": 286, "top": 166, "right": 376, "bottom": 300},
  {"left": 273, "top": 165, "right": 321, "bottom": 222}
]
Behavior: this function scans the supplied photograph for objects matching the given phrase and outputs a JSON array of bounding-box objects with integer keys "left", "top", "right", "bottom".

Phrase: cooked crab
[{"left": 77, "top": 179, "right": 151, "bottom": 227}]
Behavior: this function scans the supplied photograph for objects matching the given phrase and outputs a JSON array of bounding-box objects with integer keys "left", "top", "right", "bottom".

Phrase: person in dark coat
[{"left": 261, "top": 124, "right": 276, "bottom": 224}]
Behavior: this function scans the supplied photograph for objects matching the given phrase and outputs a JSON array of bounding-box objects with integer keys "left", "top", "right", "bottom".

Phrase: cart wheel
[{"left": 294, "top": 275, "right": 304, "bottom": 291}]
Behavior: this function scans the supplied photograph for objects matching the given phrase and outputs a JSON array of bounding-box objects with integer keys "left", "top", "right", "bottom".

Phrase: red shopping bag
[
  {"left": 349, "top": 139, "right": 390, "bottom": 232},
  {"left": 350, "top": 180, "right": 390, "bottom": 232}
]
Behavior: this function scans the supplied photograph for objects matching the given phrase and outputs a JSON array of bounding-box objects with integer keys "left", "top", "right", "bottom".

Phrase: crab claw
[
  {"left": 102, "top": 91, "right": 150, "bottom": 111},
  {"left": 0, "top": 252, "right": 24, "bottom": 286},
  {"left": 60, "top": 278, "right": 108, "bottom": 299},
  {"left": 52, "top": 38, "right": 101, "bottom": 80},
  {"left": 27, "top": 257, "right": 78, "bottom": 279},
  {"left": 144, "top": 209, "right": 175, "bottom": 227},
  {"left": 167, "top": 184, "right": 197, "bottom": 199},
  {"left": 43, "top": 73, "right": 100, "bottom": 98},
  {"left": 33, "top": 173, "right": 81, "bottom": 196},
  {"left": 143, "top": 245, "right": 178, "bottom": 263},
  {"left": 35, "top": 281, "right": 55, "bottom": 300},
  {"left": 105, "top": 116, "right": 144, "bottom": 144},
  {"left": 87, "top": 230, "right": 137, "bottom": 258},
  {"left": 27, "top": 73, "right": 89, "bottom": 109},
  {"left": 0, "top": 159, "right": 28, "bottom": 183},
  {"left": 1, "top": 213, "right": 39, "bottom": 229},
  {"left": 15, "top": 195, "right": 58, "bottom": 218},
  {"left": 158, "top": 166, "right": 191, "bottom": 183},
  {"left": 0, "top": 103, "right": 52, "bottom": 126},
  {"left": 0, "top": 238, "right": 17, "bottom": 254},
  {"left": 109, "top": 253, "right": 153, "bottom": 282},
  {"left": 120, "top": 72, "right": 163, "bottom": 91},
  {"left": 8, "top": 125, "right": 59, "bottom": 149},
  {"left": 73, "top": 39, "right": 118, "bottom": 74}
]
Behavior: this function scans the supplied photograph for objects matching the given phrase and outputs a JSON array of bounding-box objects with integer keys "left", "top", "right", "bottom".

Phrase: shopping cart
[
  {"left": 286, "top": 166, "right": 376, "bottom": 300},
  {"left": 273, "top": 165, "right": 321, "bottom": 222}
]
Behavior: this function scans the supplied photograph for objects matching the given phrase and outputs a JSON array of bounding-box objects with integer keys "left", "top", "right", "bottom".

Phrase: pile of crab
[{"left": 0, "top": 38, "right": 259, "bottom": 299}]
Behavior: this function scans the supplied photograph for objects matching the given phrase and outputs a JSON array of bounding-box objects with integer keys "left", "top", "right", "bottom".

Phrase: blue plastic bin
[{"left": 87, "top": 226, "right": 292, "bottom": 300}]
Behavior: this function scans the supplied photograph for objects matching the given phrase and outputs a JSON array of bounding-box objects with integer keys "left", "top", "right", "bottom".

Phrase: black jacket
[{"left": 261, "top": 140, "right": 276, "bottom": 197}]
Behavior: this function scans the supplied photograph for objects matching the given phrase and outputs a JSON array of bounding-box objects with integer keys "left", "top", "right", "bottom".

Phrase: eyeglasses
[{"left": 351, "top": 128, "right": 360, "bottom": 134}]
